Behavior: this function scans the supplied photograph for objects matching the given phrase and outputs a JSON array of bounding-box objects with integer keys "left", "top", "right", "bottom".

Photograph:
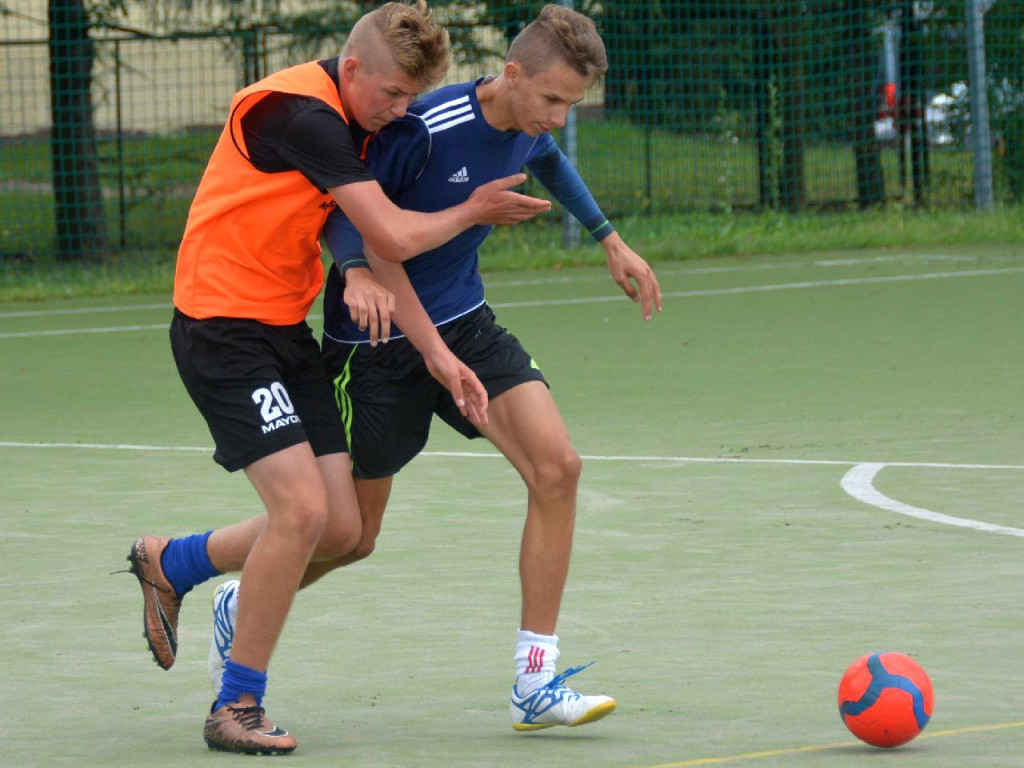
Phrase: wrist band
[{"left": 339, "top": 257, "right": 369, "bottom": 275}]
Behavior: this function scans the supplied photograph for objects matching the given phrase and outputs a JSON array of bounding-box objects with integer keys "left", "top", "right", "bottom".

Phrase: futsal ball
[{"left": 837, "top": 651, "right": 933, "bottom": 748}]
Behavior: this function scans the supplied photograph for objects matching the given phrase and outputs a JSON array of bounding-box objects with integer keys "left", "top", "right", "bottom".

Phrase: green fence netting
[{"left": 2, "top": 1, "right": 1022, "bottom": 262}]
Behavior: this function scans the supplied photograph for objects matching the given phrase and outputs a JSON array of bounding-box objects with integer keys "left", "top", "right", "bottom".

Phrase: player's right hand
[
  {"left": 469, "top": 174, "right": 551, "bottom": 226},
  {"left": 343, "top": 266, "right": 395, "bottom": 347},
  {"left": 423, "top": 347, "right": 489, "bottom": 428}
]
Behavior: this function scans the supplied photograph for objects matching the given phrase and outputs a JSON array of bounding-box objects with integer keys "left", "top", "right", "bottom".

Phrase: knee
[
  {"left": 314, "top": 520, "right": 362, "bottom": 560},
  {"left": 347, "top": 515, "right": 383, "bottom": 562},
  {"left": 271, "top": 496, "right": 330, "bottom": 551},
  {"left": 346, "top": 535, "right": 377, "bottom": 563},
  {"left": 309, "top": 528, "right": 376, "bottom": 569},
  {"left": 530, "top": 446, "right": 582, "bottom": 496}
]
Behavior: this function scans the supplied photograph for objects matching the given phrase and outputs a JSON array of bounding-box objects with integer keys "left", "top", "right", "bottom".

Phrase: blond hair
[
  {"left": 344, "top": 0, "right": 450, "bottom": 85},
  {"left": 507, "top": 4, "right": 607, "bottom": 80}
]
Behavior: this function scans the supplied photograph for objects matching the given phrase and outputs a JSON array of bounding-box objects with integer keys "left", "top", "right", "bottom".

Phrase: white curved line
[{"left": 841, "top": 463, "right": 1024, "bottom": 537}]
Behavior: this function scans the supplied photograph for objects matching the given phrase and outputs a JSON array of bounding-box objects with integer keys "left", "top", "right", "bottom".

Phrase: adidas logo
[{"left": 448, "top": 167, "right": 470, "bottom": 183}]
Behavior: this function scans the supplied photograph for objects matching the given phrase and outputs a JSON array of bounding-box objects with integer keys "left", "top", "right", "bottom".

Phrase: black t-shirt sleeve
[{"left": 240, "top": 91, "right": 374, "bottom": 192}]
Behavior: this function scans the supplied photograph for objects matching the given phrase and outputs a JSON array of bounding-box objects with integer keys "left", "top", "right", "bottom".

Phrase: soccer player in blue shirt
[{"left": 209, "top": 3, "right": 662, "bottom": 731}]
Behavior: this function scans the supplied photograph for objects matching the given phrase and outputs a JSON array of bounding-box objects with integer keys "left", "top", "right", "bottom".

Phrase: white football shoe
[
  {"left": 208, "top": 579, "right": 239, "bottom": 694},
  {"left": 510, "top": 663, "right": 617, "bottom": 730}
]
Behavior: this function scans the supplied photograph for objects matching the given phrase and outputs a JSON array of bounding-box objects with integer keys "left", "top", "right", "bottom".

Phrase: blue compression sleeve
[
  {"left": 217, "top": 659, "right": 268, "bottom": 709},
  {"left": 529, "top": 150, "right": 614, "bottom": 242},
  {"left": 324, "top": 207, "right": 366, "bottom": 272},
  {"left": 161, "top": 530, "right": 220, "bottom": 597}
]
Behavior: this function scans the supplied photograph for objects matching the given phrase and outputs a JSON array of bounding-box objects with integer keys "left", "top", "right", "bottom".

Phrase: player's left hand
[
  {"left": 343, "top": 267, "right": 396, "bottom": 347},
  {"left": 423, "top": 348, "right": 489, "bottom": 428},
  {"left": 603, "top": 233, "right": 663, "bottom": 321}
]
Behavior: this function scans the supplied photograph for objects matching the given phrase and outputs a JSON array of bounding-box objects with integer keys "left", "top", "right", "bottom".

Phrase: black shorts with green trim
[
  {"left": 322, "top": 303, "right": 548, "bottom": 479},
  {"left": 170, "top": 309, "right": 348, "bottom": 472}
]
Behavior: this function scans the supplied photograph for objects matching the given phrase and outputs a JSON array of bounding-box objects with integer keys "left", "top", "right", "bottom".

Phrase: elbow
[{"left": 364, "top": 231, "right": 417, "bottom": 263}]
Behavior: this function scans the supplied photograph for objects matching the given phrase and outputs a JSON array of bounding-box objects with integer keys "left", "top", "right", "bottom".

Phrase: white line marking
[
  {"left": 0, "top": 441, "right": 210, "bottom": 452},
  {"left": 3, "top": 267, "right": 1021, "bottom": 340},
  {"left": 0, "top": 324, "right": 169, "bottom": 339},
  {"left": 489, "top": 267, "right": 1024, "bottom": 309},
  {"left": 0, "top": 252, "right": 986, "bottom": 320},
  {"left": 0, "top": 302, "right": 172, "bottom": 319},
  {"left": 483, "top": 254, "right": 969, "bottom": 288},
  {"left": 483, "top": 252, "right": 986, "bottom": 288},
  {"left": 6, "top": 441, "right": 1019, "bottom": 537},
  {"left": 840, "top": 462, "right": 1024, "bottom": 537},
  {"left": 424, "top": 451, "right": 1024, "bottom": 471},
  {"left": 3, "top": 441, "right": 1023, "bottom": 471}
]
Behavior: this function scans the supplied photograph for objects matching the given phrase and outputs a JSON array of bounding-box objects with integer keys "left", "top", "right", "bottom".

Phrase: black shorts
[
  {"left": 322, "top": 304, "right": 547, "bottom": 479},
  {"left": 170, "top": 309, "right": 348, "bottom": 472}
]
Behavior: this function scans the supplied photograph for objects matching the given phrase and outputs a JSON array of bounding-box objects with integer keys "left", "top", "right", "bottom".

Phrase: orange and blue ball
[{"left": 837, "top": 651, "right": 934, "bottom": 748}]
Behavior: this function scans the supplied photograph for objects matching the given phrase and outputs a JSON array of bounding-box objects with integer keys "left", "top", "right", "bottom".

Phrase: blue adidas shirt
[{"left": 322, "top": 78, "right": 612, "bottom": 343}]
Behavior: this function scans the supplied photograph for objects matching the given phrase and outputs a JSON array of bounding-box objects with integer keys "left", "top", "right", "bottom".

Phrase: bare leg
[
  {"left": 205, "top": 452, "right": 363, "bottom": 575},
  {"left": 228, "top": 443, "right": 332, "bottom": 672},
  {"left": 301, "top": 475, "right": 393, "bottom": 587},
  {"left": 480, "top": 382, "right": 581, "bottom": 635}
]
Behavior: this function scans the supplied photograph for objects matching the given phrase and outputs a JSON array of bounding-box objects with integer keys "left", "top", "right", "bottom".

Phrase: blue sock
[
  {"left": 161, "top": 530, "right": 220, "bottom": 597},
  {"left": 217, "top": 660, "right": 268, "bottom": 709}
]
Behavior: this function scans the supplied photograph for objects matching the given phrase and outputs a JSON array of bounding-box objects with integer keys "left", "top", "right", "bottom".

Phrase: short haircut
[
  {"left": 506, "top": 4, "right": 608, "bottom": 81},
  {"left": 344, "top": 0, "right": 450, "bottom": 85}
]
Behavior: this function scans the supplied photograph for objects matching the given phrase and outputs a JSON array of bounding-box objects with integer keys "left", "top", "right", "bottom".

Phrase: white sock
[{"left": 515, "top": 629, "right": 559, "bottom": 695}]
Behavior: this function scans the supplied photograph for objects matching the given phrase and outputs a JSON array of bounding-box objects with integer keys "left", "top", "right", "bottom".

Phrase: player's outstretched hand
[
  {"left": 343, "top": 266, "right": 396, "bottom": 347},
  {"left": 468, "top": 174, "right": 551, "bottom": 226},
  {"left": 603, "top": 233, "right": 663, "bottom": 321},
  {"left": 423, "top": 347, "right": 489, "bottom": 428}
]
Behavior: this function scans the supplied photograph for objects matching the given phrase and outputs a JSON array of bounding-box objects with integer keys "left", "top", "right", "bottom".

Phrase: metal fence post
[
  {"left": 558, "top": 0, "right": 581, "bottom": 249},
  {"left": 115, "top": 38, "right": 126, "bottom": 248},
  {"left": 965, "top": 0, "right": 994, "bottom": 211}
]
